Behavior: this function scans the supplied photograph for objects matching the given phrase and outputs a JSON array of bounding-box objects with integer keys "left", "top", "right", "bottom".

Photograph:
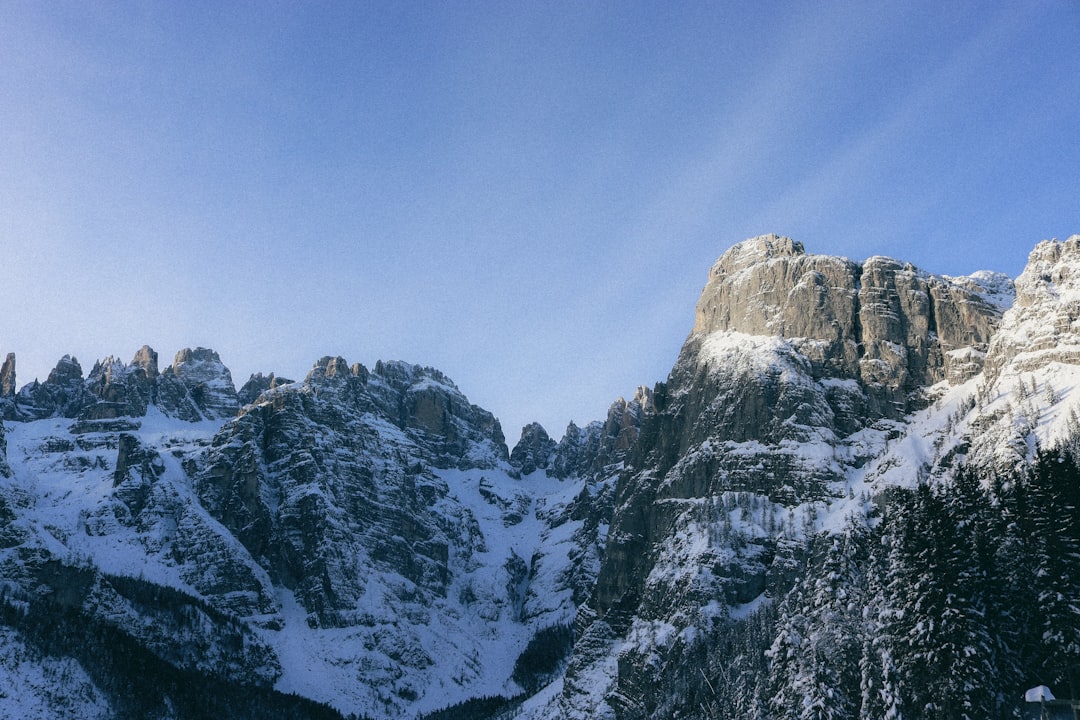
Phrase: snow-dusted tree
[
  {"left": 1026, "top": 448, "right": 1080, "bottom": 698},
  {"left": 767, "top": 519, "right": 869, "bottom": 720},
  {"left": 879, "top": 481, "right": 1003, "bottom": 720}
]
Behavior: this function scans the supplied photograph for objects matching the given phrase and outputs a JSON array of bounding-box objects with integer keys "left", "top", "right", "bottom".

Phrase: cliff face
[
  {"left": 984, "top": 236, "right": 1080, "bottom": 379},
  {"left": 694, "top": 235, "right": 1011, "bottom": 404}
]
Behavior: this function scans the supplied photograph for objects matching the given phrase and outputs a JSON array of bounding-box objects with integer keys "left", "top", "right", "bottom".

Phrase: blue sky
[{"left": 2, "top": 1, "right": 1078, "bottom": 441}]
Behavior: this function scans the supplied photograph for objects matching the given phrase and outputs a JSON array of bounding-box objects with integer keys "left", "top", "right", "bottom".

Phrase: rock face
[
  {"left": 1, "top": 353, "right": 15, "bottom": 398},
  {"left": 158, "top": 347, "right": 240, "bottom": 421},
  {"left": 0, "top": 414, "right": 8, "bottom": 478},
  {"left": 510, "top": 423, "right": 557, "bottom": 475},
  {"left": 196, "top": 356, "right": 511, "bottom": 629},
  {"left": 18, "top": 355, "right": 93, "bottom": 418},
  {"left": 82, "top": 354, "right": 155, "bottom": 420},
  {"left": 694, "top": 235, "right": 1012, "bottom": 412},
  {"left": 10, "top": 346, "right": 242, "bottom": 423},
  {"left": 984, "top": 235, "right": 1080, "bottom": 380},
  {"left": 237, "top": 372, "right": 293, "bottom": 406}
]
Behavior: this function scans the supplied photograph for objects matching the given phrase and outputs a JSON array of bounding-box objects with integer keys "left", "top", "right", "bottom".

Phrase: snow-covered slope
[{"left": 0, "top": 352, "right": 599, "bottom": 718}]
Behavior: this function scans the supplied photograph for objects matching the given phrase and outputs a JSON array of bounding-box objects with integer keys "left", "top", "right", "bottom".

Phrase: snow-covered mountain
[{"left": 2, "top": 234, "right": 1080, "bottom": 719}]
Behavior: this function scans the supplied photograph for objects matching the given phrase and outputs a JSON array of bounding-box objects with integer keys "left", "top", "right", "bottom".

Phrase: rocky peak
[
  {"left": 984, "top": 235, "right": 1080, "bottom": 381},
  {"left": 710, "top": 233, "right": 806, "bottom": 272},
  {"left": 131, "top": 345, "right": 159, "bottom": 380},
  {"left": 510, "top": 422, "right": 557, "bottom": 475},
  {"left": 47, "top": 354, "right": 84, "bottom": 385},
  {"left": 1, "top": 352, "right": 15, "bottom": 398},
  {"left": 159, "top": 347, "right": 239, "bottom": 421},
  {"left": 546, "top": 389, "right": 656, "bottom": 481},
  {"left": 549, "top": 421, "right": 598, "bottom": 480},
  {"left": 587, "top": 236, "right": 1016, "bottom": 643},
  {"left": 18, "top": 355, "right": 91, "bottom": 418},
  {"left": 692, "top": 236, "right": 1012, "bottom": 412},
  {"left": 306, "top": 355, "right": 354, "bottom": 383},
  {"left": 237, "top": 372, "right": 294, "bottom": 406},
  {"left": 82, "top": 355, "right": 154, "bottom": 419}
]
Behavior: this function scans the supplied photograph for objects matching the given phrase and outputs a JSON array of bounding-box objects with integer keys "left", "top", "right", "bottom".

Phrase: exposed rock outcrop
[
  {"left": 9, "top": 346, "right": 242, "bottom": 423},
  {"left": 511, "top": 423, "right": 557, "bottom": 475},
  {"left": 237, "top": 372, "right": 293, "bottom": 406},
  {"left": 562, "top": 236, "right": 1017, "bottom": 719},
  {"left": 1, "top": 352, "right": 15, "bottom": 398},
  {"left": 158, "top": 348, "right": 240, "bottom": 421},
  {"left": 18, "top": 355, "right": 93, "bottom": 418},
  {"left": 196, "top": 355, "right": 510, "bottom": 628},
  {"left": 694, "top": 234, "right": 1012, "bottom": 412},
  {"left": 82, "top": 353, "right": 156, "bottom": 420},
  {"left": 984, "top": 235, "right": 1080, "bottom": 381}
]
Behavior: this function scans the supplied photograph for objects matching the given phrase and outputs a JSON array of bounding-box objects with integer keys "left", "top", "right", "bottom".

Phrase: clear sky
[{"left": 2, "top": 1, "right": 1078, "bottom": 442}]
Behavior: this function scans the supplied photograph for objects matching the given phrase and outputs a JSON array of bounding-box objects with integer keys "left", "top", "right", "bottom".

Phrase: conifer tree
[{"left": 1027, "top": 448, "right": 1080, "bottom": 697}]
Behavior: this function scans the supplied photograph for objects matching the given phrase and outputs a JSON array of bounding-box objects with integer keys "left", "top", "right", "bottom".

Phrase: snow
[
  {"left": 1025, "top": 685, "right": 1056, "bottom": 702},
  {"left": 1, "top": 397, "right": 596, "bottom": 718},
  {"left": 699, "top": 331, "right": 814, "bottom": 386},
  {"left": 0, "top": 629, "right": 112, "bottom": 720}
]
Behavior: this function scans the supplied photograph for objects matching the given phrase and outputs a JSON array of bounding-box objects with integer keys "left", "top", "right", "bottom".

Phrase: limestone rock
[
  {"left": 549, "top": 388, "right": 654, "bottom": 481},
  {"left": 0, "top": 417, "right": 9, "bottom": 478},
  {"left": 693, "top": 234, "right": 1012, "bottom": 412},
  {"left": 371, "top": 359, "right": 508, "bottom": 469},
  {"left": 18, "top": 355, "right": 92, "bottom": 418},
  {"left": 157, "top": 348, "right": 240, "bottom": 421},
  {"left": 112, "top": 433, "right": 165, "bottom": 517},
  {"left": 572, "top": 235, "right": 1016, "bottom": 714},
  {"left": 1, "top": 352, "right": 15, "bottom": 397},
  {"left": 549, "top": 421, "right": 596, "bottom": 480},
  {"left": 197, "top": 354, "right": 511, "bottom": 628},
  {"left": 237, "top": 372, "right": 294, "bottom": 406},
  {"left": 82, "top": 355, "right": 155, "bottom": 420},
  {"left": 510, "top": 422, "right": 557, "bottom": 475},
  {"left": 984, "top": 235, "right": 1080, "bottom": 381}
]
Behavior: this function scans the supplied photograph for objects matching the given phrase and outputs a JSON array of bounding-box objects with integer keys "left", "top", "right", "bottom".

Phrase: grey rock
[
  {"left": 566, "top": 236, "right": 1015, "bottom": 716},
  {"left": 370, "top": 359, "right": 508, "bottom": 469},
  {"left": 984, "top": 235, "right": 1080, "bottom": 381},
  {"left": 196, "top": 355, "right": 509, "bottom": 628},
  {"left": 510, "top": 422, "right": 557, "bottom": 475},
  {"left": 693, "top": 234, "right": 1011, "bottom": 412},
  {"left": 549, "top": 388, "right": 654, "bottom": 481},
  {"left": 1, "top": 352, "right": 15, "bottom": 397},
  {"left": 158, "top": 347, "right": 240, "bottom": 421},
  {"left": 112, "top": 433, "right": 164, "bottom": 516},
  {"left": 0, "top": 352, "right": 15, "bottom": 421},
  {"left": 237, "top": 372, "right": 293, "bottom": 406},
  {"left": 82, "top": 355, "right": 154, "bottom": 420},
  {"left": 19, "top": 355, "right": 92, "bottom": 418},
  {"left": 0, "top": 417, "right": 9, "bottom": 479}
]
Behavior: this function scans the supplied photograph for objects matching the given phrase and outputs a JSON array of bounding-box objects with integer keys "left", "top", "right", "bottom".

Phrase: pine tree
[
  {"left": 767, "top": 520, "right": 868, "bottom": 720},
  {"left": 1027, "top": 448, "right": 1080, "bottom": 698},
  {"left": 880, "top": 482, "right": 1002, "bottom": 719}
]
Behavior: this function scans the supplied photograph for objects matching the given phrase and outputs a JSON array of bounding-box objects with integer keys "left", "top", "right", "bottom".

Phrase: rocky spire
[
  {"left": 131, "top": 345, "right": 159, "bottom": 381},
  {"left": 510, "top": 422, "right": 557, "bottom": 475},
  {"left": 158, "top": 347, "right": 240, "bottom": 421},
  {"left": 1, "top": 352, "right": 15, "bottom": 398}
]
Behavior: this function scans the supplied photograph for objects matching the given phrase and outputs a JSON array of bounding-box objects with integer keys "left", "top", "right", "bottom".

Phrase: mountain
[{"left": 2, "top": 234, "right": 1079, "bottom": 720}]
